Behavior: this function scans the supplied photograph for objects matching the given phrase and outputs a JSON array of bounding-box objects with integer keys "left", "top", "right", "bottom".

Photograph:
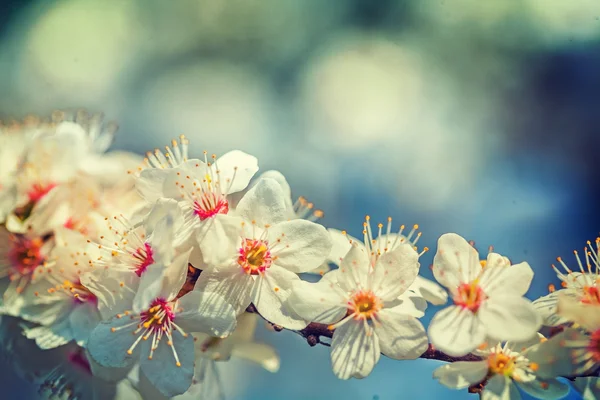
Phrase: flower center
[
  {"left": 140, "top": 298, "right": 175, "bottom": 333},
  {"left": 132, "top": 243, "right": 154, "bottom": 277},
  {"left": 7, "top": 235, "right": 45, "bottom": 278},
  {"left": 454, "top": 281, "right": 486, "bottom": 313},
  {"left": 488, "top": 353, "right": 515, "bottom": 376},
  {"left": 238, "top": 239, "right": 272, "bottom": 275},
  {"left": 27, "top": 182, "right": 56, "bottom": 202},
  {"left": 193, "top": 192, "right": 229, "bottom": 221},
  {"left": 582, "top": 286, "right": 600, "bottom": 305},
  {"left": 60, "top": 279, "right": 97, "bottom": 305},
  {"left": 349, "top": 290, "right": 382, "bottom": 321}
]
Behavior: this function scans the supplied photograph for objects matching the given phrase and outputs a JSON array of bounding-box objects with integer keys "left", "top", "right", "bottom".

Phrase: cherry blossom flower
[
  {"left": 0, "top": 207, "right": 62, "bottom": 314},
  {"left": 287, "top": 218, "right": 428, "bottom": 379},
  {"left": 83, "top": 199, "right": 196, "bottom": 311},
  {"left": 137, "top": 145, "right": 258, "bottom": 223},
  {"left": 135, "top": 312, "right": 279, "bottom": 400},
  {"left": 327, "top": 220, "right": 447, "bottom": 307},
  {"left": 428, "top": 233, "right": 541, "bottom": 357},
  {"left": 533, "top": 238, "right": 600, "bottom": 327},
  {"left": 196, "top": 178, "right": 331, "bottom": 330},
  {"left": 17, "top": 228, "right": 102, "bottom": 349},
  {"left": 87, "top": 252, "right": 237, "bottom": 397},
  {"left": 433, "top": 338, "right": 569, "bottom": 400}
]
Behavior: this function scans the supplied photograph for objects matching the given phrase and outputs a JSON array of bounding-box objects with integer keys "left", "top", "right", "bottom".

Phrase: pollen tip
[{"left": 176, "top": 362, "right": 181, "bottom": 367}]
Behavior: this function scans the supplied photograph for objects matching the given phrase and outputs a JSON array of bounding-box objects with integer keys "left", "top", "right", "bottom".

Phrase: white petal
[
  {"left": 69, "top": 302, "right": 101, "bottom": 347},
  {"left": 327, "top": 228, "right": 353, "bottom": 266},
  {"left": 428, "top": 305, "right": 486, "bottom": 356},
  {"left": 525, "top": 329, "right": 579, "bottom": 379},
  {"left": 134, "top": 263, "right": 167, "bottom": 313},
  {"left": 213, "top": 150, "right": 258, "bottom": 195},
  {"left": 482, "top": 375, "right": 520, "bottom": 400},
  {"left": 194, "top": 270, "right": 253, "bottom": 314},
  {"left": 331, "top": 319, "right": 380, "bottom": 380},
  {"left": 137, "top": 169, "right": 169, "bottom": 203},
  {"left": 157, "top": 248, "right": 192, "bottom": 302},
  {"left": 410, "top": 275, "right": 448, "bottom": 305},
  {"left": 140, "top": 332, "right": 195, "bottom": 397},
  {"left": 197, "top": 214, "right": 244, "bottom": 268},
  {"left": 87, "top": 318, "right": 138, "bottom": 368},
  {"left": 376, "top": 309, "right": 428, "bottom": 359},
  {"left": 176, "top": 290, "right": 237, "bottom": 337},
  {"left": 480, "top": 261, "right": 534, "bottom": 297},
  {"left": 371, "top": 243, "right": 419, "bottom": 301},
  {"left": 532, "top": 291, "right": 567, "bottom": 327},
  {"left": 267, "top": 219, "right": 332, "bottom": 273},
  {"left": 433, "top": 360, "right": 489, "bottom": 389},
  {"left": 252, "top": 266, "right": 307, "bottom": 330},
  {"left": 232, "top": 342, "right": 280, "bottom": 373},
  {"left": 145, "top": 199, "right": 186, "bottom": 254},
  {"left": 517, "top": 379, "right": 569, "bottom": 400},
  {"left": 573, "top": 377, "right": 600, "bottom": 400},
  {"left": 433, "top": 233, "right": 480, "bottom": 289},
  {"left": 337, "top": 243, "right": 371, "bottom": 292},
  {"left": 254, "top": 170, "right": 294, "bottom": 214},
  {"left": 556, "top": 291, "right": 600, "bottom": 331},
  {"left": 478, "top": 295, "right": 541, "bottom": 342},
  {"left": 387, "top": 292, "right": 427, "bottom": 318},
  {"left": 80, "top": 269, "right": 138, "bottom": 320},
  {"left": 235, "top": 178, "right": 287, "bottom": 225},
  {"left": 287, "top": 279, "right": 347, "bottom": 324},
  {"left": 22, "top": 318, "right": 72, "bottom": 350}
]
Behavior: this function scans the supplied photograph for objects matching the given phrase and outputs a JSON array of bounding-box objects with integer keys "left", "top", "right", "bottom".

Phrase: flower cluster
[{"left": 0, "top": 110, "right": 598, "bottom": 399}]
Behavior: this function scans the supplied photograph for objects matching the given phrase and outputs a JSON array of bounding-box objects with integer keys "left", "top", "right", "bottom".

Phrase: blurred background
[{"left": 1, "top": 0, "right": 600, "bottom": 399}]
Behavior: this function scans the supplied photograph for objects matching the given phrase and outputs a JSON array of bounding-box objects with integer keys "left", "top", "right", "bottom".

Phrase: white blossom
[
  {"left": 288, "top": 217, "right": 428, "bottom": 379},
  {"left": 87, "top": 253, "right": 237, "bottom": 397},
  {"left": 533, "top": 237, "right": 600, "bottom": 326},
  {"left": 196, "top": 178, "right": 332, "bottom": 330},
  {"left": 433, "top": 338, "right": 569, "bottom": 400},
  {"left": 429, "top": 233, "right": 541, "bottom": 356}
]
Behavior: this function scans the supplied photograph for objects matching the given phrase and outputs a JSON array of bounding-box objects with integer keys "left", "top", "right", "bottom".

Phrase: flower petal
[
  {"left": 194, "top": 270, "right": 253, "bottom": 315},
  {"left": 481, "top": 375, "right": 520, "bottom": 400},
  {"left": 409, "top": 275, "right": 448, "bottom": 305},
  {"left": 337, "top": 243, "right": 371, "bottom": 292},
  {"left": 478, "top": 295, "right": 541, "bottom": 342},
  {"left": 176, "top": 290, "right": 237, "bottom": 337},
  {"left": 376, "top": 309, "right": 428, "bottom": 359},
  {"left": 327, "top": 228, "right": 353, "bottom": 266},
  {"left": 213, "top": 150, "right": 258, "bottom": 195},
  {"left": 87, "top": 318, "right": 138, "bottom": 368},
  {"left": 232, "top": 342, "right": 280, "bottom": 373},
  {"left": 68, "top": 302, "right": 101, "bottom": 347},
  {"left": 267, "top": 219, "right": 332, "bottom": 273},
  {"left": 252, "top": 266, "right": 307, "bottom": 330},
  {"left": 235, "top": 178, "right": 287, "bottom": 225},
  {"left": 480, "top": 261, "right": 534, "bottom": 297},
  {"left": 22, "top": 317, "right": 72, "bottom": 350},
  {"left": 433, "top": 360, "right": 489, "bottom": 389},
  {"left": 197, "top": 214, "right": 243, "bottom": 268},
  {"left": 140, "top": 332, "right": 195, "bottom": 397},
  {"left": 433, "top": 233, "right": 480, "bottom": 289},
  {"left": 556, "top": 291, "right": 600, "bottom": 331},
  {"left": 287, "top": 279, "right": 347, "bottom": 324},
  {"left": 428, "top": 305, "right": 486, "bottom": 356},
  {"left": 331, "top": 320, "right": 380, "bottom": 380},
  {"left": 157, "top": 248, "right": 192, "bottom": 302},
  {"left": 371, "top": 243, "right": 419, "bottom": 301},
  {"left": 137, "top": 169, "right": 169, "bottom": 203},
  {"left": 532, "top": 291, "right": 567, "bottom": 327},
  {"left": 517, "top": 378, "right": 569, "bottom": 400}
]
